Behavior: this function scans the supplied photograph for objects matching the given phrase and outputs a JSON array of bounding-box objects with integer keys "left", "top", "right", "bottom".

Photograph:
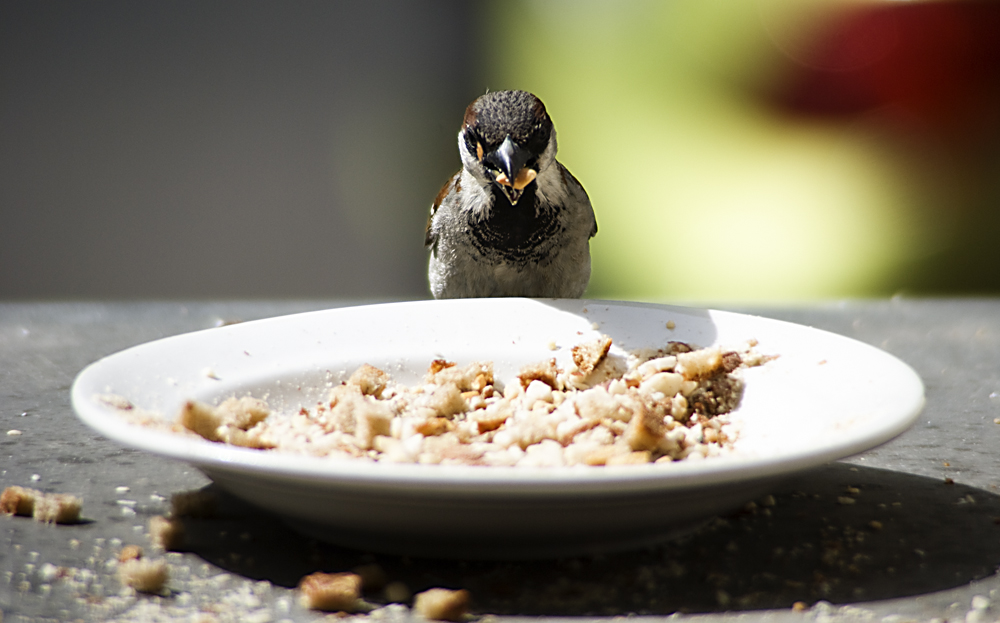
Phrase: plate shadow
[{"left": 174, "top": 462, "right": 1000, "bottom": 615}]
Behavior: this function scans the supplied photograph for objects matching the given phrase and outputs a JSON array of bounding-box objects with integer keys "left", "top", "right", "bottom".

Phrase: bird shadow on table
[{"left": 175, "top": 462, "right": 1000, "bottom": 616}]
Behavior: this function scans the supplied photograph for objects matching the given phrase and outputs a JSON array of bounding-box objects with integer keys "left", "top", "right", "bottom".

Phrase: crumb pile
[{"left": 178, "top": 336, "right": 767, "bottom": 467}]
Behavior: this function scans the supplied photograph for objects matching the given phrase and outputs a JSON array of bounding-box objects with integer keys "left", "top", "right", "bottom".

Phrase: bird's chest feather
[{"left": 466, "top": 185, "right": 561, "bottom": 265}]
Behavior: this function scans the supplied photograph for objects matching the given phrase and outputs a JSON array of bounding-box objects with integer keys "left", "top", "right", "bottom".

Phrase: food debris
[
  {"left": 164, "top": 336, "right": 767, "bottom": 468},
  {"left": 1, "top": 485, "right": 82, "bottom": 524},
  {"left": 118, "top": 558, "right": 169, "bottom": 594},
  {"left": 298, "top": 571, "right": 362, "bottom": 612},
  {"left": 414, "top": 587, "right": 471, "bottom": 622}
]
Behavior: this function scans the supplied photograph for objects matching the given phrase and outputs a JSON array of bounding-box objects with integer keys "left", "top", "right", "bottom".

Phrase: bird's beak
[{"left": 486, "top": 136, "right": 537, "bottom": 205}]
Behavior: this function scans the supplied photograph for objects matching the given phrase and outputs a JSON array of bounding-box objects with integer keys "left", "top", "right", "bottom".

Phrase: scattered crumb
[
  {"left": 148, "top": 515, "right": 185, "bottom": 551},
  {"left": 666, "top": 320, "right": 675, "bottom": 330},
  {"left": 6, "top": 429, "right": 22, "bottom": 436},
  {"left": 298, "top": 571, "right": 362, "bottom": 612},
  {"left": 154, "top": 336, "right": 767, "bottom": 468},
  {"left": 118, "top": 544, "right": 143, "bottom": 563},
  {"left": 118, "top": 558, "right": 169, "bottom": 594},
  {"left": 414, "top": 587, "right": 471, "bottom": 622},
  {"left": 836, "top": 496, "right": 856, "bottom": 505},
  {"left": 1, "top": 486, "right": 82, "bottom": 524}
]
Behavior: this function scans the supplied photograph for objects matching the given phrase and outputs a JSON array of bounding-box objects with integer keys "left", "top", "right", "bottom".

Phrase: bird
[{"left": 425, "top": 90, "right": 597, "bottom": 299}]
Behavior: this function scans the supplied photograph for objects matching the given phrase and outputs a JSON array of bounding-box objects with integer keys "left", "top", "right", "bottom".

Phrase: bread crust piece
[
  {"left": 148, "top": 515, "right": 185, "bottom": 551},
  {"left": 298, "top": 571, "right": 362, "bottom": 612},
  {"left": 118, "top": 558, "right": 169, "bottom": 594},
  {"left": 414, "top": 587, "right": 471, "bottom": 622},
  {"left": 0, "top": 485, "right": 34, "bottom": 516},
  {"left": 572, "top": 334, "right": 612, "bottom": 376},
  {"left": 1, "top": 486, "right": 82, "bottom": 524}
]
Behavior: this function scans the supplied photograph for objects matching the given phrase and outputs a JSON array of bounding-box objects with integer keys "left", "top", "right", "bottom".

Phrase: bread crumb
[
  {"left": 517, "top": 358, "right": 559, "bottom": 389},
  {"left": 1, "top": 486, "right": 35, "bottom": 516},
  {"left": 675, "top": 347, "right": 723, "bottom": 381},
  {"left": 349, "top": 364, "right": 390, "bottom": 397},
  {"left": 1, "top": 486, "right": 82, "bottom": 524},
  {"left": 180, "top": 397, "right": 272, "bottom": 448},
  {"left": 298, "top": 571, "right": 362, "bottom": 612},
  {"left": 148, "top": 515, "right": 185, "bottom": 551},
  {"left": 118, "top": 544, "right": 143, "bottom": 563},
  {"left": 571, "top": 335, "right": 612, "bottom": 377},
  {"left": 414, "top": 587, "right": 471, "bottom": 621},
  {"left": 118, "top": 558, "right": 169, "bottom": 594}
]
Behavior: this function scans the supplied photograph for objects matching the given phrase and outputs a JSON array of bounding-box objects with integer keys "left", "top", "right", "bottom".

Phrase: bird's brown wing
[{"left": 425, "top": 171, "right": 461, "bottom": 249}]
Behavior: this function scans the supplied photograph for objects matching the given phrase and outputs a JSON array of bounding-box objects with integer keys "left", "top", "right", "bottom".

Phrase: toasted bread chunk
[
  {"left": 414, "top": 587, "right": 471, "bottom": 622},
  {"left": 298, "top": 571, "right": 362, "bottom": 612}
]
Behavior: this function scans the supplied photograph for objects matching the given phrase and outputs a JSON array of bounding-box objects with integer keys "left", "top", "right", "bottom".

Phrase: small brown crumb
[
  {"left": 413, "top": 588, "right": 471, "bottom": 622},
  {"left": 34, "top": 493, "right": 82, "bottom": 524},
  {"left": 118, "top": 544, "right": 143, "bottom": 563},
  {"left": 1, "top": 486, "right": 35, "bottom": 517},
  {"left": 298, "top": 572, "right": 362, "bottom": 612},
  {"left": 118, "top": 558, "right": 169, "bottom": 594},
  {"left": 517, "top": 358, "right": 559, "bottom": 389},
  {"left": 943, "top": 462, "right": 951, "bottom": 467},
  {"left": 2, "top": 486, "right": 82, "bottom": 524},
  {"left": 945, "top": 477, "right": 955, "bottom": 485},
  {"left": 868, "top": 520, "right": 883, "bottom": 531},
  {"left": 837, "top": 496, "right": 856, "bottom": 505},
  {"left": 666, "top": 320, "right": 676, "bottom": 330},
  {"left": 792, "top": 601, "right": 808, "bottom": 611},
  {"left": 675, "top": 347, "right": 723, "bottom": 381},
  {"left": 148, "top": 515, "right": 185, "bottom": 551},
  {"left": 428, "top": 359, "right": 456, "bottom": 375},
  {"left": 571, "top": 335, "right": 613, "bottom": 377},
  {"left": 348, "top": 364, "right": 389, "bottom": 397}
]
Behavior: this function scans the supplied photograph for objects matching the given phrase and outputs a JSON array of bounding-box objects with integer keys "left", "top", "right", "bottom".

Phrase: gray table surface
[{"left": 2, "top": 299, "right": 999, "bottom": 623}]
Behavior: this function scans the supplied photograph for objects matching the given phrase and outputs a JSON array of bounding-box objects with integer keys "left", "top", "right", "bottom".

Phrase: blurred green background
[
  {"left": 3, "top": 0, "right": 999, "bottom": 302},
  {"left": 488, "top": 0, "right": 1000, "bottom": 301}
]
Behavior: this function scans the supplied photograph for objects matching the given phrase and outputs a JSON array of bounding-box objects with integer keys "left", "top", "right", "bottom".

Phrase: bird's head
[{"left": 458, "top": 90, "right": 556, "bottom": 205}]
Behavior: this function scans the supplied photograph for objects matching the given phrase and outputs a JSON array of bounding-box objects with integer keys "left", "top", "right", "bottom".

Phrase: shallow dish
[{"left": 71, "top": 299, "right": 924, "bottom": 558}]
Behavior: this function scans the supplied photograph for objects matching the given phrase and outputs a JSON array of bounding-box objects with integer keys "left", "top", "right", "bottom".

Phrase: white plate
[{"left": 71, "top": 299, "right": 924, "bottom": 559}]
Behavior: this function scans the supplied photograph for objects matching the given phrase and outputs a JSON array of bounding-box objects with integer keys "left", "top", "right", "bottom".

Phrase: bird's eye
[{"left": 463, "top": 131, "right": 478, "bottom": 157}]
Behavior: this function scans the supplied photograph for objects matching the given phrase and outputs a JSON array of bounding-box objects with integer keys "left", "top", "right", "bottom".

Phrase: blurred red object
[{"left": 767, "top": 0, "right": 1000, "bottom": 140}]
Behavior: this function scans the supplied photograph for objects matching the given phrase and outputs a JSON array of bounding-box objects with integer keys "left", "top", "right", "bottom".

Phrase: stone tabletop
[{"left": 2, "top": 299, "right": 1000, "bottom": 622}]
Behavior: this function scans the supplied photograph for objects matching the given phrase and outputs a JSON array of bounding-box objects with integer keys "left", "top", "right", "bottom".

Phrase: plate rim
[{"left": 70, "top": 298, "right": 926, "bottom": 496}]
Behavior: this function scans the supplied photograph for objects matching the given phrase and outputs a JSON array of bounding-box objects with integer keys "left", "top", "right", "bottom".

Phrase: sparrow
[{"left": 425, "top": 90, "right": 597, "bottom": 299}]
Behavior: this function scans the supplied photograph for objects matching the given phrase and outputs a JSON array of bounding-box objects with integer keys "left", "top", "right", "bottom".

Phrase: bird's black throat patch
[{"left": 467, "top": 184, "right": 561, "bottom": 265}]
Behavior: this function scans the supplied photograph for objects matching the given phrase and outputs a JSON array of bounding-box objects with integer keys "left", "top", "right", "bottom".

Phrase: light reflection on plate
[{"left": 71, "top": 299, "right": 924, "bottom": 559}]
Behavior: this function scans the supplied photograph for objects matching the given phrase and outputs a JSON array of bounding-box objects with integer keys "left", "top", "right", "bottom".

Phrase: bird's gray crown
[{"left": 463, "top": 90, "right": 552, "bottom": 151}]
